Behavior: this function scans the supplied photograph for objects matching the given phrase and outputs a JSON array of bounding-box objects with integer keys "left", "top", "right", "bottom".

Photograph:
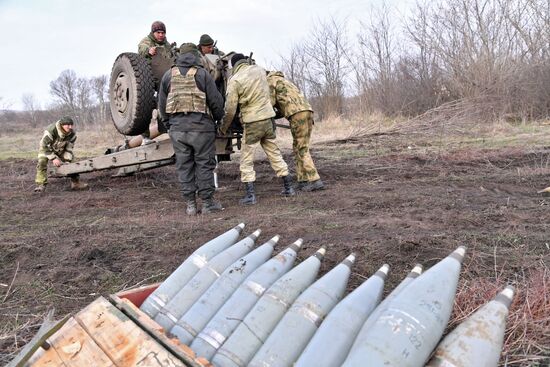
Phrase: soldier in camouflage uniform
[
  {"left": 138, "top": 21, "right": 175, "bottom": 145},
  {"left": 138, "top": 21, "right": 174, "bottom": 62},
  {"left": 219, "top": 54, "right": 295, "bottom": 205},
  {"left": 34, "top": 116, "right": 88, "bottom": 193},
  {"left": 158, "top": 43, "right": 225, "bottom": 215},
  {"left": 197, "top": 34, "right": 225, "bottom": 92},
  {"left": 267, "top": 71, "right": 324, "bottom": 191}
]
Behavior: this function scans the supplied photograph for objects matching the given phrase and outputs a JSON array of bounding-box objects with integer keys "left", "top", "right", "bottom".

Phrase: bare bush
[
  {"left": 405, "top": 0, "right": 550, "bottom": 120},
  {"left": 278, "top": 0, "right": 549, "bottom": 122}
]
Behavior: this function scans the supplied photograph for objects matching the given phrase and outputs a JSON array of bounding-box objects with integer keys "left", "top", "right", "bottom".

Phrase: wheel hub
[{"left": 113, "top": 72, "right": 129, "bottom": 114}]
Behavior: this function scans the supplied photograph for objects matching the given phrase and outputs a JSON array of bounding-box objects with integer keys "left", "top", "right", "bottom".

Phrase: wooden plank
[
  {"left": 27, "top": 318, "right": 113, "bottom": 367},
  {"left": 8, "top": 310, "right": 69, "bottom": 367},
  {"left": 26, "top": 346, "right": 66, "bottom": 367},
  {"left": 110, "top": 295, "right": 207, "bottom": 367},
  {"left": 75, "top": 297, "right": 185, "bottom": 367}
]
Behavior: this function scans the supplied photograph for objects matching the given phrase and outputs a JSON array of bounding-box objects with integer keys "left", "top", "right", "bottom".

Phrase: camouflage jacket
[
  {"left": 38, "top": 121, "right": 76, "bottom": 161},
  {"left": 138, "top": 33, "right": 174, "bottom": 60},
  {"left": 267, "top": 71, "right": 313, "bottom": 119},
  {"left": 220, "top": 61, "right": 275, "bottom": 133}
]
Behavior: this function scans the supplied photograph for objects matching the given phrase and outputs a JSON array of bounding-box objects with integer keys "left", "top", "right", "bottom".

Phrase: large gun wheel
[{"left": 109, "top": 53, "right": 156, "bottom": 136}]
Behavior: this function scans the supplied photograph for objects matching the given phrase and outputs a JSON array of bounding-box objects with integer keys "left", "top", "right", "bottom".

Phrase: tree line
[
  {"left": 279, "top": 0, "right": 549, "bottom": 121},
  {"left": 0, "top": 71, "right": 108, "bottom": 128},
  {"left": 2, "top": 0, "right": 548, "bottom": 128}
]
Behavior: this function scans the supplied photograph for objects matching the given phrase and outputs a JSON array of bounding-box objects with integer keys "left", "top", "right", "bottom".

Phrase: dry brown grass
[{"left": 451, "top": 251, "right": 550, "bottom": 366}]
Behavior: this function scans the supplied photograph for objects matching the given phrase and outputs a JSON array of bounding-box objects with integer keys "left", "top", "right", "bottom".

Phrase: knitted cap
[
  {"left": 59, "top": 116, "right": 74, "bottom": 125},
  {"left": 151, "top": 21, "right": 166, "bottom": 33},
  {"left": 231, "top": 53, "right": 247, "bottom": 67},
  {"left": 199, "top": 34, "right": 214, "bottom": 46}
]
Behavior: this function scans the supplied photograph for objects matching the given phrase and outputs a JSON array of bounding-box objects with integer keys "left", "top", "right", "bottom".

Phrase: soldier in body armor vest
[
  {"left": 33, "top": 116, "right": 88, "bottom": 193},
  {"left": 158, "top": 43, "right": 225, "bottom": 215},
  {"left": 219, "top": 54, "right": 295, "bottom": 206}
]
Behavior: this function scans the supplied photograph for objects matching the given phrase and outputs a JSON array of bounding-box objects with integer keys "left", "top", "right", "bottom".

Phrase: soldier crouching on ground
[
  {"left": 158, "top": 43, "right": 225, "bottom": 215},
  {"left": 219, "top": 54, "right": 295, "bottom": 206},
  {"left": 267, "top": 71, "right": 324, "bottom": 192},
  {"left": 34, "top": 116, "right": 88, "bottom": 193}
]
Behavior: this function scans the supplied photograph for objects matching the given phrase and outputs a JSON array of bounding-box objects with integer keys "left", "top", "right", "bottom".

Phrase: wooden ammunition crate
[{"left": 16, "top": 284, "right": 211, "bottom": 367}]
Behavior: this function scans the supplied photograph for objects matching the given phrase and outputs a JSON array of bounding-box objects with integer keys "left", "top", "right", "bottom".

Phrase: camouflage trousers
[
  {"left": 35, "top": 157, "right": 77, "bottom": 185},
  {"left": 289, "top": 111, "right": 320, "bottom": 182},
  {"left": 240, "top": 119, "right": 289, "bottom": 183}
]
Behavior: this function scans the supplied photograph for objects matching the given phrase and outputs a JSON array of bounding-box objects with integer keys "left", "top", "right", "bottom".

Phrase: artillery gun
[{"left": 52, "top": 49, "right": 242, "bottom": 178}]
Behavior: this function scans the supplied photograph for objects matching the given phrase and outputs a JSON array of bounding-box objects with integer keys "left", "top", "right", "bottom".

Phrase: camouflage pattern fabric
[
  {"left": 219, "top": 62, "right": 275, "bottom": 134},
  {"left": 165, "top": 67, "right": 208, "bottom": 114},
  {"left": 244, "top": 118, "right": 275, "bottom": 145},
  {"left": 37, "top": 121, "right": 76, "bottom": 161},
  {"left": 35, "top": 157, "right": 50, "bottom": 185},
  {"left": 290, "top": 111, "right": 320, "bottom": 182},
  {"left": 138, "top": 34, "right": 174, "bottom": 60},
  {"left": 240, "top": 119, "right": 289, "bottom": 183},
  {"left": 267, "top": 71, "right": 312, "bottom": 119},
  {"left": 199, "top": 54, "right": 223, "bottom": 81},
  {"left": 35, "top": 121, "right": 76, "bottom": 185}
]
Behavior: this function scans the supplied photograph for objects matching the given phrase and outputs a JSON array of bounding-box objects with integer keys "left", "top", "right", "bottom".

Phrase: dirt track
[{"left": 1, "top": 132, "right": 549, "bottom": 365}]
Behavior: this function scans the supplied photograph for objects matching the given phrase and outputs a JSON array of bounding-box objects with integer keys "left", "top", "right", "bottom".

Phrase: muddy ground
[{"left": 1, "top": 131, "right": 549, "bottom": 366}]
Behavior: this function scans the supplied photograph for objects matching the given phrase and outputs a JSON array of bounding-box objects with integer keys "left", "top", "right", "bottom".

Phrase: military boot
[
  {"left": 240, "top": 182, "right": 257, "bottom": 205},
  {"left": 185, "top": 199, "right": 197, "bottom": 216},
  {"left": 281, "top": 176, "right": 296, "bottom": 197},
  {"left": 300, "top": 179, "right": 325, "bottom": 192},
  {"left": 70, "top": 177, "right": 89, "bottom": 190},
  {"left": 34, "top": 184, "right": 46, "bottom": 193},
  {"left": 203, "top": 197, "right": 223, "bottom": 214}
]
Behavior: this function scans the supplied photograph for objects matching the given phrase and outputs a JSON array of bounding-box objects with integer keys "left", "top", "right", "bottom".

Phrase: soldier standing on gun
[
  {"left": 267, "top": 71, "right": 324, "bottom": 191},
  {"left": 158, "top": 43, "right": 225, "bottom": 215},
  {"left": 138, "top": 20, "right": 175, "bottom": 145},
  {"left": 219, "top": 54, "right": 295, "bottom": 206},
  {"left": 34, "top": 116, "right": 88, "bottom": 193},
  {"left": 138, "top": 20, "right": 174, "bottom": 61}
]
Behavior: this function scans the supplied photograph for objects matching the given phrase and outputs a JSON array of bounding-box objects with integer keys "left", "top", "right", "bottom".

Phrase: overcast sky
[{"left": 0, "top": 0, "right": 411, "bottom": 110}]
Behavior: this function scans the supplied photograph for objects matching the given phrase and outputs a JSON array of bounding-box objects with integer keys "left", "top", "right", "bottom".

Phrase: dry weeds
[{"left": 451, "top": 250, "right": 550, "bottom": 366}]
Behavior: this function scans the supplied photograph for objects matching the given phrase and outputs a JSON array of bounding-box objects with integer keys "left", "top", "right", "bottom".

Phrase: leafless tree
[
  {"left": 303, "top": 16, "right": 351, "bottom": 118},
  {"left": 278, "top": 43, "right": 310, "bottom": 99},
  {"left": 22, "top": 94, "right": 40, "bottom": 127},
  {"left": 91, "top": 75, "right": 108, "bottom": 122},
  {"left": 49, "top": 70, "right": 109, "bottom": 125},
  {"left": 355, "top": 3, "right": 402, "bottom": 115},
  {"left": 49, "top": 69, "right": 79, "bottom": 117}
]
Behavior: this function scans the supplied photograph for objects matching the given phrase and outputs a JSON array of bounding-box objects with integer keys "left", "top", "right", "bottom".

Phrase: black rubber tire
[{"left": 109, "top": 53, "right": 156, "bottom": 136}]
